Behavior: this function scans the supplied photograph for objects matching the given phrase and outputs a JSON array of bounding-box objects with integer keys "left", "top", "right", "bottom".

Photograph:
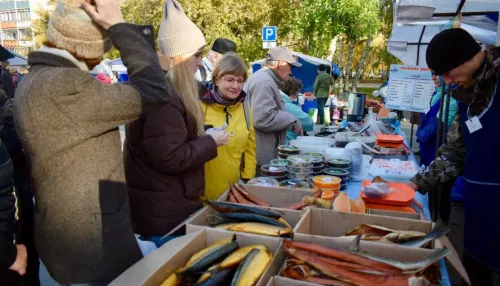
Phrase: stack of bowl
[
  {"left": 260, "top": 165, "right": 287, "bottom": 182},
  {"left": 277, "top": 145, "right": 300, "bottom": 159},
  {"left": 304, "top": 152, "right": 325, "bottom": 177},
  {"left": 326, "top": 158, "right": 352, "bottom": 191},
  {"left": 248, "top": 177, "right": 279, "bottom": 187},
  {"left": 312, "top": 175, "right": 342, "bottom": 200},
  {"left": 286, "top": 155, "right": 314, "bottom": 185},
  {"left": 279, "top": 179, "right": 310, "bottom": 190}
]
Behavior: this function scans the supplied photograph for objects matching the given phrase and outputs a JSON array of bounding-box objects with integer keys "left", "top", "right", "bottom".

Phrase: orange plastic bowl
[
  {"left": 321, "top": 190, "right": 338, "bottom": 200},
  {"left": 313, "top": 175, "right": 341, "bottom": 188}
]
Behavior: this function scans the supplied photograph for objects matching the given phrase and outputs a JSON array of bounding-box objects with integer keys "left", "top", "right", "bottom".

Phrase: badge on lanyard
[{"left": 465, "top": 116, "right": 482, "bottom": 133}]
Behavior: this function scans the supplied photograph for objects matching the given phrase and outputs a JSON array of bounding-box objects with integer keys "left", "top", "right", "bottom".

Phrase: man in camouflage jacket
[{"left": 408, "top": 28, "right": 500, "bottom": 286}]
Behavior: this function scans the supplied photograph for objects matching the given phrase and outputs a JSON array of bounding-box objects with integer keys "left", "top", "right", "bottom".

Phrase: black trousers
[
  {"left": 317, "top": 98, "right": 328, "bottom": 124},
  {"left": 462, "top": 252, "right": 500, "bottom": 286}
]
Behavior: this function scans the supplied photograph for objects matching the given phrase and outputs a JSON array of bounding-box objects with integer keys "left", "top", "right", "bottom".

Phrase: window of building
[
  {"left": 17, "top": 8, "right": 29, "bottom": 20},
  {"left": 2, "top": 29, "right": 17, "bottom": 40},
  {"left": 0, "top": 10, "right": 16, "bottom": 22},
  {"left": 18, "top": 29, "right": 31, "bottom": 41}
]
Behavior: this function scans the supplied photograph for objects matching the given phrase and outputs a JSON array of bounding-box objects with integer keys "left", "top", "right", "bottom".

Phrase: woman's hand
[
  {"left": 209, "top": 130, "right": 229, "bottom": 147},
  {"left": 82, "top": 0, "right": 125, "bottom": 30},
  {"left": 9, "top": 244, "right": 27, "bottom": 276}
]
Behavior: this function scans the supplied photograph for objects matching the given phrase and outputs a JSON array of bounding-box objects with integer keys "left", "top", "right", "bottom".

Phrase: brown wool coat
[
  {"left": 124, "top": 88, "right": 217, "bottom": 237},
  {"left": 13, "top": 24, "right": 171, "bottom": 283}
]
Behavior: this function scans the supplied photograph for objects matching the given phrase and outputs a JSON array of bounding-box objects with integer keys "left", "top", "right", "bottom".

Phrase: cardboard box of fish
[
  {"left": 273, "top": 235, "right": 464, "bottom": 286},
  {"left": 110, "top": 228, "right": 286, "bottom": 286},
  {"left": 185, "top": 198, "right": 301, "bottom": 237}
]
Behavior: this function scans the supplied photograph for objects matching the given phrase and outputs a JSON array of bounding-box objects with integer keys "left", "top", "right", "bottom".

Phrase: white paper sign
[{"left": 386, "top": 65, "right": 436, "bottom": 113}]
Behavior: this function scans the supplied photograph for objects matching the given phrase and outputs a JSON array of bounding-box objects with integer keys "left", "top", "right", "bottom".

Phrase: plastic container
[
  {"left": 287, "top": 166, "right": 313, "bottom": 173},
  {"left": 323, "top": 168, "right": 350, "bottom": 180},
  {"left": 278, "top": 145, "right": 301, "bottom": 155},
  {"left": 361, "top": 180, "right": 415, "bottom": 205},
  {"left": 311, "top": 157, "right": 324, "bottom": 167},
  {"left": 292, "top": 136, "right": 335, "bottom": 146},
  {"left": 304, "top": 152, "right": 325, "bottom": 161},
  {"left": 278, "top": 152, "right": 290, "bottom": 159},
  {"left": 270, "top": 159, "right": 288, "bottom": 167},
  {"left": 287, "top": 171, "right": 313, "bottom": 180},
  {"left": 247, "top": 177, "right": 279, "bottom": 187},
  {"left": 312, "top": 175, "right": 342, "bottom": 189},
  {"left": 279, "top": 179, "right": 310, "bottom": 190},
  {"left": 328, "top": 158, "right": 352, "bottom": 169},
  {"left": 376, "top": 134, "right": 404, "bottom": 145},
  {"left": 287, "top": 155, "right": 314, "bottom": 167},
  {"left": 321, "top": 190, "right": 337, "bottom": 200},
  {"left": 272, "top": 176, "right": 288, "bottom": 182},
  {"left": 312, "top": 166, "right": 324, "bottom": 173},
  {"left": 344, "top": 142, "right": 363, "bottom": 180},
  {"left": 261, "top": 165, "right": 287, "bottom": 177}
]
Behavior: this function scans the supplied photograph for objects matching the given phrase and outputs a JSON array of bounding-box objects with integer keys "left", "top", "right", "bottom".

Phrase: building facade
[{"left": 0, "top": 0, "right": 38, "bottom": 56}]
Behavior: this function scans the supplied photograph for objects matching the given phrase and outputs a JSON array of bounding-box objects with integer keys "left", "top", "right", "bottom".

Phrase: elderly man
[
  {"left": 407, "top": 28, "right": 500, "bottom": 285},
  {"left": 244, "top": 46, "right": 303, "bottom": 171},
  {"left": 13, "top": 0, "right": 170, "bottom": 284},
  {"left": 195, "top": 38, "right": 236, "bottom": 85}
]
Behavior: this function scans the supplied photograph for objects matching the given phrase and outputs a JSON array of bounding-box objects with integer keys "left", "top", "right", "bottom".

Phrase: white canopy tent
[{"left": 388, "top": 0, "right": 500, "bottom": 66}]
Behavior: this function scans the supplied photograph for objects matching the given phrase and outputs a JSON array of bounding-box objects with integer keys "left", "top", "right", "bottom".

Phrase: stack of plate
[
  {"left": 277, "top": 145, "right": 301, "bottom": 159},
  {"left": 286, "top": 155, "right": 314, "bottom": 184},
  {"left": 326, "top": 158, "right": 353, "bottom": 191},
  {"left": 260, "top": 165, "right": 287, "bottom": 182},
  {"left": 304, "top": 152, "right": 326, "bottom": 177}
]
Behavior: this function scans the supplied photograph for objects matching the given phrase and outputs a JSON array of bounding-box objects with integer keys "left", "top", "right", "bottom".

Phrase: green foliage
[{"left": 31, "top": 0, "right": 56, "bottom": 48}]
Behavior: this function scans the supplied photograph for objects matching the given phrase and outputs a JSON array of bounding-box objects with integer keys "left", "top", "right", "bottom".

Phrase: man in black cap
[
  {"left": 195, "top": 38, "right": 237, "bottom": 86},
  {"left": 407, "top": 28, "right": 500, "bottom": 285}
]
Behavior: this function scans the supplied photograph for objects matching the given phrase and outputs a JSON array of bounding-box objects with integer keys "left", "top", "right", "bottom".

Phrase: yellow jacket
[{"left": 201, "top": 100, "right": 257, "bottom": 200}]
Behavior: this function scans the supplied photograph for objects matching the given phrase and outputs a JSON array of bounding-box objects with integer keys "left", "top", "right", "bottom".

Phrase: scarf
[
  {"left": 201, "top": 88, "right": 246, "bottom": 106},
  {"left": 38, "top": 45, "right": 90, "bottom": 72}
]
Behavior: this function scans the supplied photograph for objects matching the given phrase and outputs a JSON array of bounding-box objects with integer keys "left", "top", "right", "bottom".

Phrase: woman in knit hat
[
  {"left": 124, "top": 0, "right": 228, "bottom": 247},
  {"left": 14, "top": 0, "right": 172, "bottom": 284}
]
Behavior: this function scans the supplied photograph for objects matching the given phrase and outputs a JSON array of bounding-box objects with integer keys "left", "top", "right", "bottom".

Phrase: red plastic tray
[
  {"left": 361, "top": 180, "right": 415, "bottom": 206},
  {"left": 376, "top": 134, "right": 405, "bottom": 144}
]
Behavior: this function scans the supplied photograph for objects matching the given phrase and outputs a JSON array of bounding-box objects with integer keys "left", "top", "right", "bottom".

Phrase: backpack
[{"left": 332, "top": 64, "right": 341, "bottom": 80}]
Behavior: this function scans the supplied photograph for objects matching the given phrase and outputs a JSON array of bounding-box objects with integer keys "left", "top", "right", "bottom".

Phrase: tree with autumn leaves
[{"left": 31, "top": 0, "right": 399, "bottom": 88}]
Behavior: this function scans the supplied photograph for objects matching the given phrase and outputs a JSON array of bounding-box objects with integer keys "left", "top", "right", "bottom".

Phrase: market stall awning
[
  {"left": 388, "top": 0, "right": 500, "bottom": 66},
  {"left": 250, "top": 52, "right": 335, "bottom": 92}
]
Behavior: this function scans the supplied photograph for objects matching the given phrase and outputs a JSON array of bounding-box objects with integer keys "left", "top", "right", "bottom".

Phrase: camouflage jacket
[{"left": 411, "top": 47, "right": 500, "bottom": 194}]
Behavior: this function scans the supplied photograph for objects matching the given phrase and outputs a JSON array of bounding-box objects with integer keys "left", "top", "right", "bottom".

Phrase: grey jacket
[
  {"left": 13, "top": 24, "right": 170, "bottom": 283},
  {"left": 244, "top": 68, "right": 299, "bottom": 166}
]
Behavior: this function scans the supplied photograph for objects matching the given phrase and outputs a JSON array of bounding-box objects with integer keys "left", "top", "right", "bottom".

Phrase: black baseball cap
[{"left": 211, "top": 38, "right": 237, "bottom": 54}]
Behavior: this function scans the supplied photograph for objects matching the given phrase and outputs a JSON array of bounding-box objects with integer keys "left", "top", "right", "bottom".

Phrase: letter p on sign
[{"left": 262, "top": 26, "right": 277, "bottom": 41}]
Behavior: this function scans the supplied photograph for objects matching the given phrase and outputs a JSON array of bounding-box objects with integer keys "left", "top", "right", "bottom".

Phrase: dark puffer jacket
[{"left": 124, "top": 89, "right": 217, "bottom": 236}]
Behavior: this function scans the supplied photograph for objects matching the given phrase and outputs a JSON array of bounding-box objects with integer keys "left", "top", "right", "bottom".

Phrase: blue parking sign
[{"left": 262, "top": 26, "right": 277, "bottom": 41}]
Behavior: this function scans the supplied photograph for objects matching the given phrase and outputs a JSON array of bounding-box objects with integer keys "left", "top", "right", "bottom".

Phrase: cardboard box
[
  {"left": 293, "top": 208, "right": 470, "bottom": 284},
  {"left": 185, "top": 205, "right": 303, "bottom": 237},
  {"left": 217, "top": 184, "right": 316, "bottom": 208},
  {"left": 367, "top": 208, "right": 427, "bottom": 220},
  {"left": 268, "top": 233, "right": 469, "bottom": 285},
  {"left": 295, "top": 208, "right": 433, "bottom": 239},
  {"left": 110, "top": 229, "right": 285, "bottom": 286},
  {"left": 266, "top": 276, "right": 319, "bottom": 286}
]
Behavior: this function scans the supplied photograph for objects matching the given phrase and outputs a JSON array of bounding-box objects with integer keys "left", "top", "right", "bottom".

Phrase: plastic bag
[
  {"left": 365, "top": 108, "right": 383, "bottom": 135},
  {"left": 363, "top": 183, "right": 393, "bottom": 199}
]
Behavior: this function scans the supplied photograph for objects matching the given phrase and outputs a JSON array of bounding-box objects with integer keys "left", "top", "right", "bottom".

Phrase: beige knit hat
[
  {"left": 158, "top": 0, "right": 206, "bottom": 58},
  {"left": 46, "top": 0, "right": 112, "bottom": 59}
]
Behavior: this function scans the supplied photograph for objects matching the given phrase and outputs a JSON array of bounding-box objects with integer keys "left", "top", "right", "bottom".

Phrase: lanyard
[{"left": 467, "top": 80, "right": 498, "bottom": 120}]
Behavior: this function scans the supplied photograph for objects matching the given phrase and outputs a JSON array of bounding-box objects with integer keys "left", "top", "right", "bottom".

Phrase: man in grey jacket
[{"left": 244, "top": 46, "right": 303, "bottom": 169}]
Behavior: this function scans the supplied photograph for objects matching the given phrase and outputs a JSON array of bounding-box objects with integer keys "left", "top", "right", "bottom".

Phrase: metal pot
[{"left": 347, "top": 92, "right": 366, "bottom": 122}]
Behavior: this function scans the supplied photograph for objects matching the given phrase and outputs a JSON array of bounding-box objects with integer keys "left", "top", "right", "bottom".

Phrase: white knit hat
[
  {"left": 158, "top": 0, "right": 206, "bottom": 58},
  {"left": 46, "top": 0, "right": 111, "bottom": 59}
]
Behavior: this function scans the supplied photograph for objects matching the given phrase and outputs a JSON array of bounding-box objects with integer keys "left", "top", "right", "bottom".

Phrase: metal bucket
[{"left": 347, "top": 92, "right": 366, "bottom": 122}]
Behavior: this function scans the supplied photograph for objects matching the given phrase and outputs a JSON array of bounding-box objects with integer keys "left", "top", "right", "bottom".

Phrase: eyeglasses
[{"left": 222, "top": 77, "right": 245, "bottom": 85}]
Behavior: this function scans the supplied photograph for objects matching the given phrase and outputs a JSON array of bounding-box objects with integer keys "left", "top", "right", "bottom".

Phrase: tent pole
[
  {"left": 497, "top": 11, "right": 500, "bottom": 47},
  {"left": 410, "top": 26, "right": 426, "bottom": 150},
  {"left": 442, "top": 84, "right": 452, "bottom": 144},
  {"left": 436, "top": 94, "right": 445, "bottom": 157}
]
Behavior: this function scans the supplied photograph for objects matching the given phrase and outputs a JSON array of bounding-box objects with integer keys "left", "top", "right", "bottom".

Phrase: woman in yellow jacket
[{"left": 201, "top": 53, "right": 257, "bottom": 199}]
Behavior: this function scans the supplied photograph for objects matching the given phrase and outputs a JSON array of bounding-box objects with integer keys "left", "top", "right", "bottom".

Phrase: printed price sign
[{"left": 386, "top": 65, "right": 436, "bottom": 113}]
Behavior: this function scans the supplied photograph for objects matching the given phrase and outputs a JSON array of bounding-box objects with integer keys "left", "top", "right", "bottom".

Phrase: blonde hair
[
  {"left": 211, "top": 52, "right": 248, "bottom": 83},
  {"left": 167, "top": 54, "right": 205, "bottom": 136}
]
